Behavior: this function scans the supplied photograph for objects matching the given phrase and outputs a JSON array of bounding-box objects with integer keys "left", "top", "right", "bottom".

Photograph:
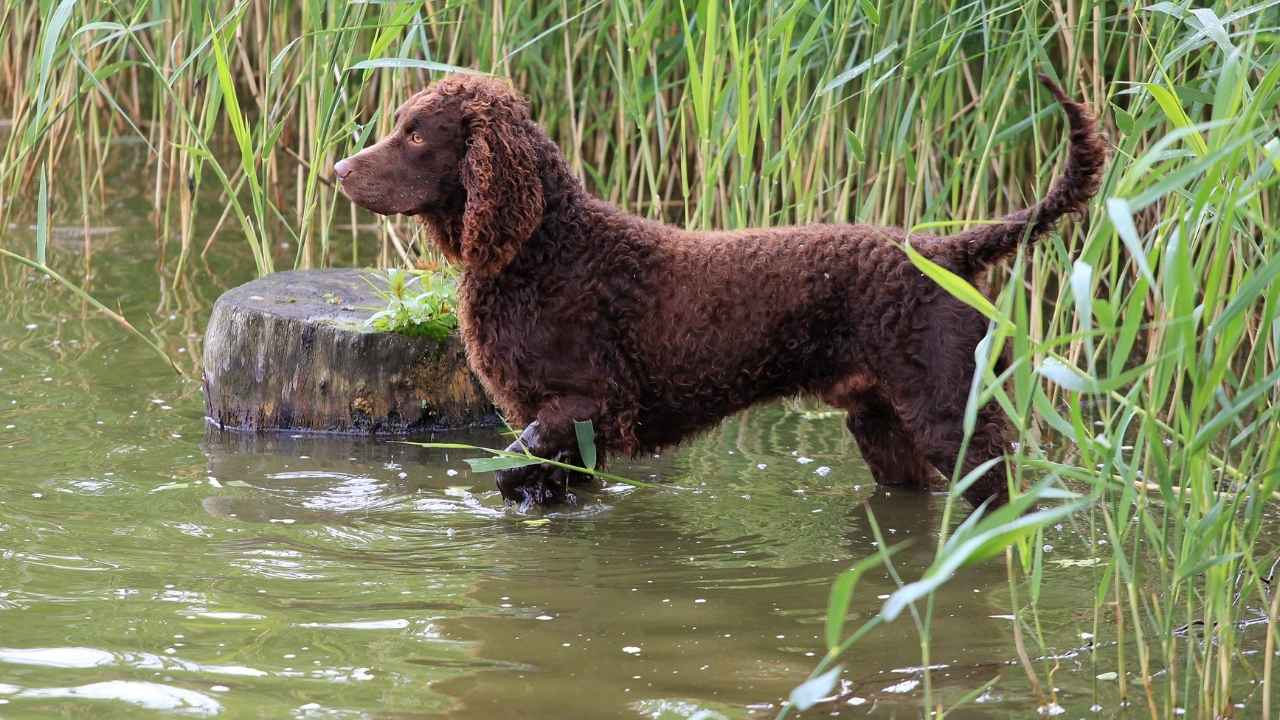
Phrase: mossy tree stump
[{"left": 202, "top": 269, "right": 494, "bottom": 434}]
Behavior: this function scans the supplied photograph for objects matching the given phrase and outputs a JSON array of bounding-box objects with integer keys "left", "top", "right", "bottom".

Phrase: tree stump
[{"left": 202, "top": 269, "right": 494, "bottom": 434}]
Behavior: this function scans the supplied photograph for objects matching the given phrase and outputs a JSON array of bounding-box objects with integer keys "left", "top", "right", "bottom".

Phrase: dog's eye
[{"left": 409, "top": 132, "right": 425, "bottom": 145}]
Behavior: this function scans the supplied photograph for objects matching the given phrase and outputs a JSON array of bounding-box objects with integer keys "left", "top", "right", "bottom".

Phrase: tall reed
[{"left": 2, "top": 2, "right": 1277, "bottom": 717}]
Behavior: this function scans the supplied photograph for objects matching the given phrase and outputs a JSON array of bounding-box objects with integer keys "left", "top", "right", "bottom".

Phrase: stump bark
[{"left": 202, "top": 269, "right": 494, "bottom": 434}]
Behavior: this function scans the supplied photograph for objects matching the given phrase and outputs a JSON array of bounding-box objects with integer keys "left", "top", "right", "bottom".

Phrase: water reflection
[
  {"left": 189, "top": 416, "right": 1024, "bottom": 718},
  {"left": 0, "top": 680, "right": 222, "bottom": 716}
]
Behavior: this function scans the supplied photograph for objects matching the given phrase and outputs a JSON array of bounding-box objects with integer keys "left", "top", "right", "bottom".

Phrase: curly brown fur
[{"left": 335, "top": 73, "right": 1107, "bottom": 509}]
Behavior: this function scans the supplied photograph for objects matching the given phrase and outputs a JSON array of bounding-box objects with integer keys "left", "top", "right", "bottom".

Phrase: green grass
[{"left": 2, "top": 1, "right": 1279, "bottom": 717}]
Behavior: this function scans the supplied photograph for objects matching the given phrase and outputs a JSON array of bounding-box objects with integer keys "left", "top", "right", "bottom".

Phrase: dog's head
[{"left": 334, "top": 75, "right": 544, "bottom": 274}]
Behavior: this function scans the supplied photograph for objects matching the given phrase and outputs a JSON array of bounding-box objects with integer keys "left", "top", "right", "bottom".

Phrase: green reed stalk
[{"left": 2, "top": 3, "right": 1278, "bottom": 717}]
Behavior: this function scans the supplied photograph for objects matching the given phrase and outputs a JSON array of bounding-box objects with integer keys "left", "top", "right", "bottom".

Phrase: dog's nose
[{"left": 333, "top": 158, "right": 352, "bottom": 180}]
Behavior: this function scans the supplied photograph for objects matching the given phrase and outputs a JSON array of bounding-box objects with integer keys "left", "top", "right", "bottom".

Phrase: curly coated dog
[{"left": 334, "top": 73, "right": 1105, "bottom": 509}]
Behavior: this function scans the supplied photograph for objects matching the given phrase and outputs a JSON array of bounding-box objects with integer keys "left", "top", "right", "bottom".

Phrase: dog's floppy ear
[{"left": 460, "top": 94, "right": 544, "bottom": 275}]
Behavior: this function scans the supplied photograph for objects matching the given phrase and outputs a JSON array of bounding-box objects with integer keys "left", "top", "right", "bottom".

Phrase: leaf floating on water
[
  {"left": 881, "top": 678, "right": 920, "bottom": 694},
  {"left": 1049, "top": 557, "right": 1104, "bottom": 568},
  {"left": 521, "top": 519, "right": 551, "bottom": 527}
]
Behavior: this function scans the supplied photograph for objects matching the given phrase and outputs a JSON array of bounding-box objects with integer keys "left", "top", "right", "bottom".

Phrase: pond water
[{"left": 0, "top": 168, "right": 1274, "bottom": 719}]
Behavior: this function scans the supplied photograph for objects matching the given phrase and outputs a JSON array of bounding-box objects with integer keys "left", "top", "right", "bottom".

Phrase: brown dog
[{"left": 335, "top": 74, "right": 1105, "bottom": 508}]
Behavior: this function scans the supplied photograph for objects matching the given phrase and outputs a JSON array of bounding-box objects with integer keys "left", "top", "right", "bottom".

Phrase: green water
[{"left": 0, "top": 178, "right": 1273, "bottom": 719}]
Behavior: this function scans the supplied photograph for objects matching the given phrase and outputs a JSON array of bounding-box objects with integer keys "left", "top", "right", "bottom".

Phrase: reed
[{"left": 2, "top": 2, "right": 1278, "bottom": 717}]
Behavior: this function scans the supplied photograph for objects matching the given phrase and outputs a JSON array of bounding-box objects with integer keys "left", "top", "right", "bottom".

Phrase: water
[{"left": 0, "top": 174, "right": 1272, "bottom": 718}]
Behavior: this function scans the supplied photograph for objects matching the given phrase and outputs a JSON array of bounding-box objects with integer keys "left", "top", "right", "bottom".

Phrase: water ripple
[{"left": 0, "top": 681, "right": 221, "bottom": 716}]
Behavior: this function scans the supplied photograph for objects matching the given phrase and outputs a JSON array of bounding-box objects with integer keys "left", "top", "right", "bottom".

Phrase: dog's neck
[{"left": 419, "top": 212, "right": 465, "bottom": 266}]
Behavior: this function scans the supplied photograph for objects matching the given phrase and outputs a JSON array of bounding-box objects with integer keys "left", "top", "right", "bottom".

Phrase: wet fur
[{"left": 336, "top": 74, "right": 1107, "bottom": 508}]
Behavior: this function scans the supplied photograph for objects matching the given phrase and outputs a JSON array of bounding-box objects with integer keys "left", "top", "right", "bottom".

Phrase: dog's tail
[{"left": 949, "top": 74, "right": 1106, "bottom": 271}]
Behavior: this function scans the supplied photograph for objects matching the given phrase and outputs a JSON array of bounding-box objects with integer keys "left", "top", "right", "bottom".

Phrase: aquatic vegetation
[
  {"left": 793, "top": 18, "right": 1280, "bottom": 718},
  {"left": 1, "top": 1, "right": 1278, "bottom": 718},
  {"left": 0, "top": 167, "right": 179, "bottom": 372}
]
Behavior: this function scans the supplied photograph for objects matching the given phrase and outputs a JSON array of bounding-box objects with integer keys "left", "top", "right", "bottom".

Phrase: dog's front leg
[{"left": 495, "top": 398, "right": 603, "bottom": 507}]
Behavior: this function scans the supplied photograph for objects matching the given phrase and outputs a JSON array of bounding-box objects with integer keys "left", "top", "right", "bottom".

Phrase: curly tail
[{"left": 951, "top": 74, "right": 1106, "bottom": 271}]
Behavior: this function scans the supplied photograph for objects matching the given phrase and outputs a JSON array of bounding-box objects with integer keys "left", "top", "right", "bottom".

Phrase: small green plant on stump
[{"left": 364, "top": 269, "right": 459, "bottom": 340}]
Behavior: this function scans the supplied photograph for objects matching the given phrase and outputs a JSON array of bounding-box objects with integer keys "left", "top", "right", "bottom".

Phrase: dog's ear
[{"left": 460, "top": 96, "right": 544, "bottom": 275}]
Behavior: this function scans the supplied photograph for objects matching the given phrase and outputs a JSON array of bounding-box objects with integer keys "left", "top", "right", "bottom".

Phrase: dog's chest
[
  {"left": 455, "top": 281, "right": 517, "bottom": 411},
  {"left": 461, "top": 269, "right": 614, "bottom": 412},
  {"left": 457, "top": 275, "right": 584, "bottom": 421}
]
